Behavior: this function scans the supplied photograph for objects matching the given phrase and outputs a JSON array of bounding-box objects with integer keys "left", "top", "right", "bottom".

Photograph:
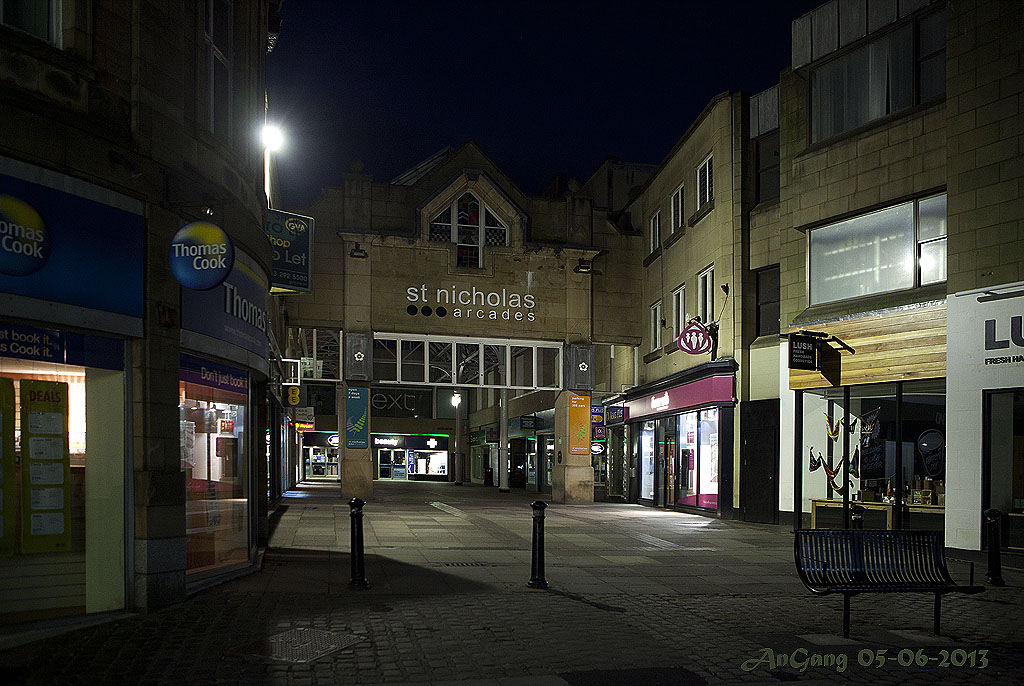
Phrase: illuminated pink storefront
[{"left": 621, "top": 361, "right": 736, "bottom": 515}]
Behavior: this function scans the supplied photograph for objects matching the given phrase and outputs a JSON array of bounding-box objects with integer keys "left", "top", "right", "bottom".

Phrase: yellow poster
[
  {"left": 0, "top": 378, "right": 14, "bottom": 556},
  {"left": 568, "top": 394, "right": 591, "bottom": 456},
  {"left": 19, "top": 380, "right": 71, "bottom": 554}
]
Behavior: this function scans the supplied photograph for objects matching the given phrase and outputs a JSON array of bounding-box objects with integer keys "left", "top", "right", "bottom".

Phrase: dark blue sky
[{"left": 266, "top": 0, "right": 823, "bottom": 210}]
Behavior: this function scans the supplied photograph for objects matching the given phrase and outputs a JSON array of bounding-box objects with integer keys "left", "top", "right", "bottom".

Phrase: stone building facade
[{"left": 1, "top": 0, "right": 283, "bottom": 623}]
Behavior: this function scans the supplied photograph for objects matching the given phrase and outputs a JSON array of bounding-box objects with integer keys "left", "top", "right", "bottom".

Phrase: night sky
[{"left": 266, "top": 0, "right": 824, "bottom": 211}]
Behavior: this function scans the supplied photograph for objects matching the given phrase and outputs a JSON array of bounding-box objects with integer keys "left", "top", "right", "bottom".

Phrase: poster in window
[
  {"left": 0, "top": 377, "right": 15, "bottom": 555},
  {"left": 19, "top": 380, "right": 71, "bottom": 553}
]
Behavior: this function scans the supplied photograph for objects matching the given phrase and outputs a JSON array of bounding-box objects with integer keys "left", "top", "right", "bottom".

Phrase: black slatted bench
[{"left": 794, "top": 529, "right": 984, "bottom": 637}]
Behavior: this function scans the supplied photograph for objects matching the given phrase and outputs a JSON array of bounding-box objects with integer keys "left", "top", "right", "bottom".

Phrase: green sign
[{"left": 345, "top": 386, "right": 369, "bottom": 449}]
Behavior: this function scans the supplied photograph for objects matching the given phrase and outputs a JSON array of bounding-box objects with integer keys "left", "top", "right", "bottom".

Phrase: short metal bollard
[
  {"left": 851, "top": 504, "right": 865, "bottom": 530},
  {"left": 984, "top": 508, "right": 1005, "bottom": 586},
  {"left": 528, "top": 501, "right": 548, "bottom": 589},
  {"left": 349, "top": 497, "right": 370, "bottom": 590}
]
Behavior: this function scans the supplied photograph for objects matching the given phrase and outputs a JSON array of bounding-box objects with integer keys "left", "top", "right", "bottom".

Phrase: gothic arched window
[{"left": 429, "top": 192, "right": 508, "bottom": 267}]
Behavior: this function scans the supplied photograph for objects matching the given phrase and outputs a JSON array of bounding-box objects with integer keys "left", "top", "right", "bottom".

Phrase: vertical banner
[
  {"left": 568, "top": 394, "right": 591, "bottom": 456},
  {"left": 0, "top": 377, "right": 15, "bottom": 555},
  {"left": 19, "top": 380, "right": 71, "bottom": 553},
  {"left": 345, "top": 386, "right": 369, "bottom": 449}
]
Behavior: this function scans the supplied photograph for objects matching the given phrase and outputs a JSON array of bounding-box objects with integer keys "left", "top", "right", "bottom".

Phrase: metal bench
[{"left": 794, "top": 529, "right": 984, "bottom": 637}]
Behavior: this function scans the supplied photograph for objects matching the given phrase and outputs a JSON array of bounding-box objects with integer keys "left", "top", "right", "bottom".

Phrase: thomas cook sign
[{"left": 169, "top": 222, "right": 234, "bottom": 290}]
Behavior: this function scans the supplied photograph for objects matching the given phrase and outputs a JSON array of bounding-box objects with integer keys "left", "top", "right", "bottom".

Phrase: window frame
[
  {"left": 649, "top": 211, "right": 661, "bottom": 254},
  {"left": 808, "top": 9, "right": 945, "bottom": 145},
  {"left": 671, "top": 285, "right": 686, "bottom": 340},
  {"left": 698, "top": 266, "right": 715, "bottom": 325},
  {"left": 670, "top": 185, "right": 684, "bottom": 234},
  {"left": 755, "top": 266, "right": 780, "bottom": 337},
  {"left": 205, "top": 0, "right": 234, "bottom": 142},
  {"left": 1, "top": 0, "right": 62, "bottom": 45},
  {"left": 650, "top": 300, "right": 663, "bottom": 352},
  {"left": 806, "top": 193, "right": 947, "bottom": 306},
  {"left": 428, "top": 191, "right": 509, "bottom": 268},
  {"left": 696, "top": 155, "right": 714, "bottom": 210}
]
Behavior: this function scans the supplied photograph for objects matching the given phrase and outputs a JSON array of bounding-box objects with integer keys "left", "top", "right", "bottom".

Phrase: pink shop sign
[{"left": 624, "top": 376, "right": 733, "bottom": 420}]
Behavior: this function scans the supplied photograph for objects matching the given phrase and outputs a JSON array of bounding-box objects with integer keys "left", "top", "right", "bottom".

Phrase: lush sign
[
  {"left": 264, "top": 209, "right": 313, "bottom": 292},
  {"left": 789, "top": 333, "right": 819, "bottom": 371},
  {"left": 169, "top": 221, "right": 234, "bottom": 290}
]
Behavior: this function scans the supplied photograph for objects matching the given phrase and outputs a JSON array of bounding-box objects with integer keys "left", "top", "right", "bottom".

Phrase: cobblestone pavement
[{"left": 2, "top": 480, "right": 1022, "bottom": 685}]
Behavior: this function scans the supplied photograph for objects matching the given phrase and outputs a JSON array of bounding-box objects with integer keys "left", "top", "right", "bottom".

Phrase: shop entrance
[{"left": 985, "top": 389, "right": 1024, "bottom": 550}]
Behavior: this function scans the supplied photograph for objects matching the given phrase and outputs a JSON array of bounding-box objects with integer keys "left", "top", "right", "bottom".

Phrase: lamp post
[{"left": 452, "top": 390, "right": 463, "bottom": 485}]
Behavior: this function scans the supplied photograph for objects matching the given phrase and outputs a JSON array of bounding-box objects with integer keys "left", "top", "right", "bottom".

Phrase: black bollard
[
  {"left": 984, "top": 508, "right": 1005, "bottom": 587},
  {"left": 528, "top": 501, "right": 548, "bottom": 589},
  {"left": 851, "top": 504, "right": 865, "bottom": 530},
  {"left": 349, "top": 497, "right": 370, "bottom": 589}
]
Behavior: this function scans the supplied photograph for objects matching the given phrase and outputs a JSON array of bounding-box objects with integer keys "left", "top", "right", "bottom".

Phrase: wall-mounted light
[
  {"left": 573, "top": 258, "right": 592, "bottom": 274},
  {"left": 349, "top": 242, "right": 368, "bottom": 259}
]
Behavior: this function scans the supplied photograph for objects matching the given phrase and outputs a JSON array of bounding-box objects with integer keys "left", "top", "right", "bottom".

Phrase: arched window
[{"left": 429, "top": 192, "right": 508, "bottom": 267}]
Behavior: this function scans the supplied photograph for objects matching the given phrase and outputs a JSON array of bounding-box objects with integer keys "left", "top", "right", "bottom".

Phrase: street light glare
[
  {"left": 262, "top": 124, "right": 284, "bottom": 151},
  {"left": 451, "top": 392, "right": 461, "bottom": 407}
]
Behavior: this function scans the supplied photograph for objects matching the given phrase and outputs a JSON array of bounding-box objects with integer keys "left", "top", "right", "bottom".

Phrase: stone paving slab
[{"left": 2, "top": 480, "right": 1022, "bottom": 685}]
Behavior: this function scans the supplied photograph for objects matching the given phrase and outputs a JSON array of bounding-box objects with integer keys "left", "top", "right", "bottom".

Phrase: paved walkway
[{"left": 2, "top": 480, "right": 1023, "bottom": 685}]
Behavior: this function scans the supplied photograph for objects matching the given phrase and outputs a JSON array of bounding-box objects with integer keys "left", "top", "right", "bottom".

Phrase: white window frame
[
  {"left": 698, "top": 266, "right": 715, "bottom": 324},
  {"left": 650, "top": 300, "right": 663, "bottom": 352},
  {"left": 697, "top": 155, "right": 713, "bottom": 209},
  {"left": 372, "top": 333, "right": 560, "bottom": 390},
  {"left": 429, "top": 191, "right": 508, "bottom": 268},
  {"left": 670, "top": 185, "right": 684, "bottom": 233},
  {"left": 649, "top": 211, "right": 661, "bottom": 254},
  {"left": 1, "top": 0, "right": 62, "bottom": 45},
  {"left": 671, "top": 285, "right": 685, "bottom": 339}
]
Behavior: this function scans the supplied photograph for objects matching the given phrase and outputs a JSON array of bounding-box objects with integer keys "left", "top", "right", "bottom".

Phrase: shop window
[
  {"left": 698, "top": 266, "right": 714, "bottom": 324},
  {"left": 204, "top": 0, "right": 233, "bottom": 143},
  {"left": 756, "top": 266, "right": 780, "bottom": 337},
  {"left": 649, "top": 300, "right": 663, "bottom": 352},
  {"left": 675, "top": 409, "right": 719, "bottom": 508},
  {"left": 482, "top": 344, "right": 506, "bottom": 387},
  {"left": 800, "top": 380, "right": 945, "bottom": 528},
  {"left": 296, "top": 328, "right": 341, "bottom": 381},
  {"left": 428, "top": 341, "right": 453, "bottom": 384},
  {"left": 640, "top": 421, "right": 656, "bottom": 501},
  {"left": 1, "top": 0, "right": 61, "bottom": 44},
  {"left": 428, "top": 192, "right": 508, "bottom": 268},
  {"left": 1, "top": 351, "right": 126, "bottom": 621},
  {"left": 671, "top": 285, "right": 685, "bottom": 339},
  {"left": 810, "top": 10, "right": 943, "bottom": 144},
  {"left": 179, "top": 357, "right": 249, "bottom": 574},
  {"left": 649, "top": 211, "right": 661, "bottom": 254},
  {"left": 510, "top": 346, "right": 533, "bottom": 388},
  {"left": 373, "top": 339, "right": 397, "bottom": 382},
  {"left": 696, "top": 155, "right": 713, "bottom": 210},
  {"left": 808, "top": 194, "right": 946, "bottom": 306},
  {"left": 670, "top": 186, "right": 684, "bottom": 234}
]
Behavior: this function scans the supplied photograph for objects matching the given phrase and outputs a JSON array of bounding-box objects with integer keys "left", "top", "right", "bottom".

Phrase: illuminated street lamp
[
  {"left": 452, "top": 390, "right": 463, "bottom": 485},
  {"left": 261, "top": 123, "right": 284, "bottom": 206}
]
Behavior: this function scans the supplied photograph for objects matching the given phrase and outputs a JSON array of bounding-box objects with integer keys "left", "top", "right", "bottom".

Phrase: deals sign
[
  {"left": 568, "top": 394, "right": 591, "bottom": 456},
  {"left": 264, "top": 209, "right": 314, "bottom": 293},
  {"left": 19, "top": 380, "right": 71, "bottom": 554},
  {"left": 169, "top": 221, "right": 234, "bottom": 290}
]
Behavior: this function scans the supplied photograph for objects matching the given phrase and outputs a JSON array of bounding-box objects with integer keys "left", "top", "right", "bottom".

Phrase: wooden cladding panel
[{"left": 789, "top": 302, "right": 946, "bottom": 389}]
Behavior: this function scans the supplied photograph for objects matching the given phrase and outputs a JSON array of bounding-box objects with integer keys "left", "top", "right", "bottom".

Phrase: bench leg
[
  {"left": 843, "top": 594, "right": 851, "bottom": 638},
  {"left": 934, "top": 593, "right": 941, "bottom": 636}
]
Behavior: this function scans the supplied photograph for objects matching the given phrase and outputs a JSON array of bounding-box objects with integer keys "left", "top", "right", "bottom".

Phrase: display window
[
  {"left": 0, "top": 348, "right": 126, "bottom": 623},
  {"left": 673, "top": 409, "right": 718, "bottom": 508},
  {"left": 640, "top": 421, "right": 656, "bottom": 500},
  {"left": 179, "top": 356, "right": 250, "bottom": 574},
  {"left": 800, "top": 380, "right": 945, "bottom": 529}
]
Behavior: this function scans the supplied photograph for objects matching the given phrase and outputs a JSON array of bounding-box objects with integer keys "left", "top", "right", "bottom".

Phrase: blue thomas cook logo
[
  {"left": 168, "top": 221, "right": 234, "bottom": 290},
  {"left": 0, "top": 195, "right": 50, "bottom": 276}
]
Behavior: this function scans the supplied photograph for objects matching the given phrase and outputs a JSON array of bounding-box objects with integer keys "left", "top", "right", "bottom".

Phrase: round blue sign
[
  {"left": 328, "top": 434, "right": 339, "bottom": 447},
  {"left": 169, "top": 221, "right": 234, "bottom": 290},
  {"left": 0, "top": 195, "right": 51, "bottom": 276}
]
